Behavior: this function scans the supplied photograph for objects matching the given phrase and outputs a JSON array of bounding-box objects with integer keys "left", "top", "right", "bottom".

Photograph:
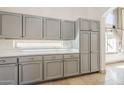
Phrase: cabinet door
[
  {"left": 90, "top": 20, "right": 100, "bottom": 31},
  {"left": 0, "top": 15, "right": 2, "bottom": 36},
  {"left": 80, "top": 19, "right": 90, "bottom": 31},
  {"left": 91, "top": 53, "right": 99, "bottom": 72},
  {"left": 0, "top": 12, "right": 22, "bottom": 38},
  {"left": 43, "top": 18, "right": 61, "bottom": 40},
  {"left": 19, "top": 61, "right": 42, "bottom": 84},
  {"left": 44, "top": 60, "right": 63, "bottom": 80},
  {"left": 80, "top": 31, "right": 90, "bottom": 53},
  {"left": 80, "top": 54, "right": 90, "bottom": 74},
  {"left": 23, "top": 15, "right": 43, "bottom": 39},
  {"left": 64, "top": 59, "right": 79, "bottom": 77},
  {"left": 80, "top": 31, "right": 91, "bottom": 73},
  {"left": 61, "top": 21, "right": 75, "bottom": 40},
  {"left": 91, "top": 32, "right": 100, "bottom": 72},
  {"left": 0, "top": 64, "right": 18, "bottom": 85}
]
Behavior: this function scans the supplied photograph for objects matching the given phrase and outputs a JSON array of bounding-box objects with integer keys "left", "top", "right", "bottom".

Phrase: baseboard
[{"left": 106, "top": 61, "right": 124, "bottom": 65}]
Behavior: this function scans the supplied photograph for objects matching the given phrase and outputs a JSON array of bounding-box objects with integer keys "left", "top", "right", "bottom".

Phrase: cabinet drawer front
[
  {"left": 64, "top": 54, "right": 79, "bottom": 59},
  {"left": 43, "top": 55, "right": 63, "bottom": 61},
  {"left": 0, "top": 57, "right": 17, "bottom": 64},
  {"left": 19, "top": 56, "right": 42, "bottom": 62}
]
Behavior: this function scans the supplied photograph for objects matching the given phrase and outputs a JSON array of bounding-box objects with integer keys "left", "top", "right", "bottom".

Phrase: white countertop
[{"left": 0, "top": 49, "right": 79, "bottom": 57}]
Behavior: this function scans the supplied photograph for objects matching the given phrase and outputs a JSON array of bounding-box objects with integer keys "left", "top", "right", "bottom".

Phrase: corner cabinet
[
  {"left": 23, "top": 15, "right": 43, "bottom": 39},
  {"left": 19, "top": 56, "right": 43, "bottom": 85},
  {"left": 61, "top": 20, "right": 75, "bottom": 40},
  {"left": 43, "top": 18, "right": 61, "bottom": 40},
  {"left": 0, "top": 11, "right": 22, "bottom": 39}
]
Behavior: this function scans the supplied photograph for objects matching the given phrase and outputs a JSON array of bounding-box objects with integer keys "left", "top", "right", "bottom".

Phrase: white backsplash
[
  {"left": 0, "top": 40, "right": 15, "bottom": 50},
  {"left": 0, "top": 40, "right": 78, "bottom": 51}
]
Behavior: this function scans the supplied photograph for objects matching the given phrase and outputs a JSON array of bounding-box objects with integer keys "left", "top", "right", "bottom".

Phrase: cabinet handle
[
  {"left": 0, "top": 59, "right": 6, "bottom": 63},
  {"left": 29, "top": 58, "right": 35, "bottom": 60}
]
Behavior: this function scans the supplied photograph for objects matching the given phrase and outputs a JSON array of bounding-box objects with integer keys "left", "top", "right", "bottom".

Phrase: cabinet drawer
[
  {"left": 0, "top": 57, "right": 17, "bottom": 64},
  {"left": 64, "top": 54, "right": 79, "bottom": 59},
  {"left": 43, "top": 55, "right": 63, "bottom": 61},
  {"left": 19, "top": 56, "right": 42, "bottom": 62}
]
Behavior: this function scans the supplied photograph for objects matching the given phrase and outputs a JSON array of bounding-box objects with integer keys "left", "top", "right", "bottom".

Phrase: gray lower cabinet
[
  {"left": 0, "top": 64, "right": 18, "bottom": 85},
  {"left": 0, "top": 11, "right": 22, "bottom": 39},
  {"left": 61, "top": 20, "right": 75, "bottom": 40},
  {"left": 64, "top": 59, "right": 79, "bottom": 77},
  {"left": 44, "top": 60, "right": 63, "bottom": 80},
  {"left": 0, "top": 57, "right": 18, "bottom": 85},
  {"left": 23, "top": 15, "right": 43, "bottom": 39},
  {"left": 19, "top": 56, "right": 43, "bottom": 84},
  {"left": 43, "top": 18, "right": 61, "bottom": 40}
]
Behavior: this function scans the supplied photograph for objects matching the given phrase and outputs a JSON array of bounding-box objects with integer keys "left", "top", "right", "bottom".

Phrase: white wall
[
  {"left": 106, "top": 53, "right": 124, "bottom": 63},
  {"left": 0, "top": 7, "right": 108, "bottom": 21},
  {"left": 100, "top": 8, "right": 116, "bottom": 71}
]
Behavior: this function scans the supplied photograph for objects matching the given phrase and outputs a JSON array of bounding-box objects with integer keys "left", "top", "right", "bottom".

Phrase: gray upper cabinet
[
  {"left": 43, "top": 18, "right": 61, "bottom": 40},
  {"left": 0, "top": 11, "right": 22, "bottom": 39},
  {"left": 80, "top": 19, "right": 90, "bottom": 31},
  {"left": 79, "top": 18, "right": 100, "bottom": 32},
  {"left": 23, "top": 15, "right": 43, "bottom": 39},
  {"left": 90, "top": 20, "right": 100, "bottom": 31},
  {"left": 61, "top": 20, "right": 75, "bottom": 40}
]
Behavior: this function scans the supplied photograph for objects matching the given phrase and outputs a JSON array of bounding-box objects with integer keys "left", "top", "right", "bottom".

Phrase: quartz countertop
[{"left": 0, "top": 49, "right": 79, "bottom": 57}]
